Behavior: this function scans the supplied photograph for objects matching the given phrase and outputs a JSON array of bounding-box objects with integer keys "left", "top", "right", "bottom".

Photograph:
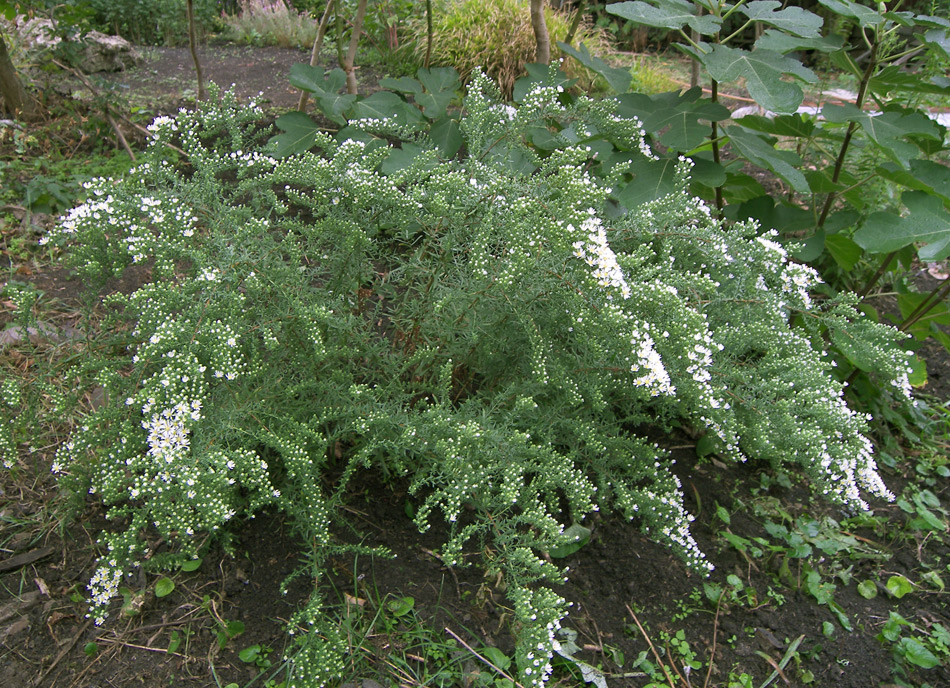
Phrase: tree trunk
[
  {"left": 0, "top": 34, "right": 34, "bottom": 118},
  {"left": 530, "top": 0, "right": 550, "bottom": 65},
  {"left": 186, "top": 0, "right": 206, "bottom": 101},
  {"left": 297, "top": 0, "right": 335, "bottom": 112},
  {"left": 342, "top": 0, "right": 369, "bottom": 95}
]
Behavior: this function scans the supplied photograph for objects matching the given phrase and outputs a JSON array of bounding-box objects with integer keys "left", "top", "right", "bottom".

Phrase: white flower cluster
[
  {"left": 87, "top": 563, "right": 124, "bottom": 625},
  {"left": 571, "top": 212, "right": 631, "bottom": 300},
  {"left": 143, "top": 400, "right": 200, "bottom": 463}
]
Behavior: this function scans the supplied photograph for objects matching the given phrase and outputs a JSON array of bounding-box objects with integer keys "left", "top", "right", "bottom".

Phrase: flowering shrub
[{"left": 40, "top": 76, "right": 913, "bottom": 686}]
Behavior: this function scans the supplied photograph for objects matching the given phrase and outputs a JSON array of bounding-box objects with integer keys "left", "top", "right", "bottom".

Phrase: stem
[
  {"left": 900, "top": 276, "right": 950, "bottom": 333},
  {"left": 186, "top": 0, "right": 205, "bottom": 101},
  {"left": 297, "top": 0, "right": 335, "bottom": 112},
  {"left": 721, "top": 18, "right": 755, "bottom": 45},
  {"left": 425, "top": 0, "right": 433, "bottom": 68},
  {"left": 711, "top": 79, "right": 723, "bottom": 213},
  {"left": 858, "top": 251, "right": 896, "bottom": 299},
  {"left": 530, "top": 0, "right": 551, "bottom": 64},
  {"left": 343, "top": 0, "right": 369, "bottom": 95},
  {"left": 564, "top": 0, "right": 588, "bottom": 47},
  {"left": 816, "top": 36, "right": 880, "bottom": 229}
]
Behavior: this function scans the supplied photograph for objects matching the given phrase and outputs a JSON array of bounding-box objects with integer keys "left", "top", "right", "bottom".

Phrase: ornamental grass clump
[
  {"left": 38, "top": 76, "right": 913, "bottom": 687},
  {"left": 413, "top": 0, "right": 610, "bottom": 96}
]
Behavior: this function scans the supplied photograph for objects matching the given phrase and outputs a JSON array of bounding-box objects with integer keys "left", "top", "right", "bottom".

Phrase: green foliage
[
  {"left": 85, "top": 0, "right": 220, "bottom": 46},
  {"left": 566, "top": 0, "right": 950, "bottom": 395},
  {"left": 40, "top": 72, "right": 915, "bottom": 687}
]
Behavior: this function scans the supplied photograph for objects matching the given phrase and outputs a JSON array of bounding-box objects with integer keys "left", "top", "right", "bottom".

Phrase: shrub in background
[
  {"left": 86, "top": 0, "right": 220, "bottom": 46},
  {"left": 412, "top": 0, "right": 611, "bottom": 96},
  {"left": 38, "top": 71, "right": 912, "bottom": 687}
]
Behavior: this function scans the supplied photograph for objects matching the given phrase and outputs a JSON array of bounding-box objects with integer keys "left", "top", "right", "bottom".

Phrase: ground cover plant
[{"left": 21, "top": 53, "right": 923, "bottom": 687}]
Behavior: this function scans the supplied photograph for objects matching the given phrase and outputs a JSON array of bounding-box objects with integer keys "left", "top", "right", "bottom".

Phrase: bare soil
[{"left": 3, "top": 43, "right": 950, "bottom": 688}]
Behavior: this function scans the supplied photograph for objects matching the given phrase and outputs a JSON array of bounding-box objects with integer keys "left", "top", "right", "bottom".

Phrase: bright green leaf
[
  {"left": 726, "top": 126, "right": 809, "bottom": 192},
  {"left": 482, "top": 646, "right": 512, "bottom": 671},
  {"left": 857, "top": 579, "right": 878, "bottom": 599},
  {"left": 755, "top": 29, "right": 844, "bottom": 54},
  {"left": 155, "top": 577, "right": 175, "bottom": 598},
  {"left": 180, "top": 558, "right": 202, "bottom": 572},
  {"left": 607, "top": 1, "right": 723, "bottom": 35},
  {"left": 616, "top": 87, "right": 730, "bottom": 152},
  {"left": 429, "top": 117, "right": 463, "bottom": 158},
  {"left": 739, "top": 2, "right": 823, "bottom": 38},
  {"left": 824, "top": 233, "right": 864, "bottom": 270},
  {"left": 616, "top": 157, "right": 680, "bottom": 207},
  {"left": 854, "top": 193, "right": 950, "bottom": 260},
  {"left": 816, "top": 0, "right": 884, "bottom": 28},
  {"left": 702, "top": 45, "right": 816, "bottom": 114},
  {"left": 899, "top": 637, "right": 940, "bottom": 668},
  {"left": 271, "top": 112, "right": 324, "bottom": 157},
  {"left": 886, "top": 574, "right": 913, "bottom": 599},
  {"left": 351, "top": 91, "right": 423, "bottom": 126},
  {"left": 378, "top": 76, "right": 423, "bottom": 94},
  {"left": 387, "top": 596, "right": 415, "bottom": 617},
  {"left": 289, "top": 64, "right": 346, "bottom": 96},
  {"left": 822, "top": 104, "right": 940, "bottom": 168}
]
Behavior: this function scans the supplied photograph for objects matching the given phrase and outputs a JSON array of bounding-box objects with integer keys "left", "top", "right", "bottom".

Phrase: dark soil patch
[{"left": 93, "top": 44, "right": 385, "bottom": 115}]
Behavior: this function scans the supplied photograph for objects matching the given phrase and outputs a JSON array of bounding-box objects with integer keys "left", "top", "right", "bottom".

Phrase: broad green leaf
[
  {"left": 822, "top": 104, "right": 940, "bottom": 168},
  {"left": 557, "top": 41, "right": 632, "bottom": 94},
  {"left": 877, "top": 160, "right": 950, "bottom": 204},
  {"left": 739, "top": 2, "right": 823, "bottom": 38},
  {"left": 726, "top": 125, "right": 809, "bottom": 192},
  {"left": 922, "top": 28, "right": 950, "bottom": 60},
  {"left": 417, "top": 66, "right": 460, "bottom": 94},
  {"left": 857, "top": 580, "right": 877, "bottom": 599},
  {"left": 271, "top": 112, "right": 324, "bottom": 157},
  {"left": 289, "top": 64, "right": 346, "bottom": 96},
  {"left": 615, "top": 87, "right": 730, "bottom": 151},
  {"left": 734, "top": 112, "right": 816, "bottom": 138},
  {"left": 350, "top": 91, "right": 423, "bottom": 126},
  {"left": 886, "top": 574, "right": 913, "bottom": 599},
  {"left": 824, "top": 233, "right": 863, "bottom": 270},
  {"left": 416, "top": 67, "right": 461, "bottom": 119},
  {"left": 607, "top": 1, "right": 723, "bottom": 35},
  {"left": 816, "top": 0, "right": 884, "bottom": 28},
  {"left": 720, "top": 173, "right": 767, "bottom": 204},
  {"left": 239, "top": 645, "right": 261, "bottom": 663},
  {"left": 855, "top": 193, "right": 950, "bottom": 260},
  {"left": 429, "top": 117, "right": 463, "bottom": 158},
  {"left": 733, "top": 195, "right": 813, "bottom": 235},
  {"left": 702, "top": 45, "right": 816, "bottom": 114},
  {"left": 155, "top": 577, "right": 175, "bottom": 598},
  {"left": 387, "top": 596, "right": 415, "bottom": 617},
  {"left": 755, "top": 28, "right": 843, "bottom": 54},
  {"left": 898, "top": 293, "right": 950, "bottom": 328},
  {"left": 616, "top": 157, "right": 680, "bottom": 207},
  {"left": 381, "top": 143, "right": 426, "bottom": 175},
  {"left": 378, "top": 76, "right": 423, "bottom": 94},
  {"left": 869, "top": 66, "right": 950, "bottom": 97},
  {"left": 180, "top": 558, "right": 202, "bottom": 572},
  {"left": 899, "top": 637, "right": 940, "bottom": 668},
  {"left": 689, "top": 157, "right": 726, "bottom": 187},
  {"left": 481, "top": 647, "right": 511, "bottom": 671}
]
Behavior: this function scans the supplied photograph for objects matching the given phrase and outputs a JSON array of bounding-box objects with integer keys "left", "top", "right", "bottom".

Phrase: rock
[{"left": 15, "top": 17, "right": 142, "bottom": 73}]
